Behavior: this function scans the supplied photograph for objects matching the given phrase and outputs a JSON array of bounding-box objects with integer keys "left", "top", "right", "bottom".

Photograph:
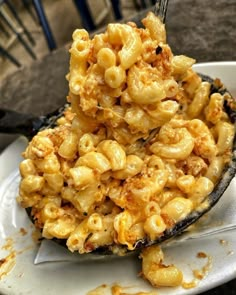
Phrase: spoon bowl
[{"left": 10, "top": 72, "right": 235, "bottom": 256}]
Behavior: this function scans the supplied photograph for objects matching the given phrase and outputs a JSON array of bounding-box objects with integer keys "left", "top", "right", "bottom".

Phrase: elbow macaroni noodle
[{"left": 18, "top": 12, "right": 235, "bottom": 289}]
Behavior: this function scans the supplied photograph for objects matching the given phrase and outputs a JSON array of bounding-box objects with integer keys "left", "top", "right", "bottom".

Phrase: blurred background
[{"left": 0, "top": 0, "right": 154, "bottom": 80}]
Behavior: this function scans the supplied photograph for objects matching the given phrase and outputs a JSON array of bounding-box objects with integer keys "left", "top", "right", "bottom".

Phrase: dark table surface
[{"left": 1, "top": 0, "right": 236, "bottom": 293}]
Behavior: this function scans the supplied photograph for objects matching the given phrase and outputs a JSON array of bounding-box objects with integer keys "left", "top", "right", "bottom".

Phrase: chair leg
[
  {"left": 21, "top": 0, "right": 38, "bottom": 24},
  {"left": 73, "top": 0, "right": 96, "bottom": 32},
  {"left": 32, "top": 0, "right": 57, "bottom": 51},
  {"left": 140, "top": 0, "right": 147, "bottom": 8},
  {"left": 0, "top": 9, "right": 37, "bottom": 59},
  {"left": 0, "top": 45, "right": 22, "bottom": 67},
  {"left": 150, "top": 0, "right": 156, "bottom": 5},
  {"left": 110, "top": 0, "right": 123, "bottom": 20},
  {"left": 132, "top": 0, "right": 141, "bottom": 11},
  {"left": 0, "top": 20, "right": 10, "bottom": 38},
  {"left": 4, "top": 0, "right": 36, "bottom": 46}
]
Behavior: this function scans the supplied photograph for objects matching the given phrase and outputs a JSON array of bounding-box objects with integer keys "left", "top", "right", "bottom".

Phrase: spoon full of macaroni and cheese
[{"left": 15, "top": 9, "right": 236, "bottom": 262}]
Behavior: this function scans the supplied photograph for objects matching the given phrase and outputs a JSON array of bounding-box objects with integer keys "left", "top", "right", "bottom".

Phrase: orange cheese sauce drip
[
  {"left": 86, "top": 284, "right": 158, "bottom": 295},
  {"left": 182, "top": 251, "right": 212, "bottom": 289},
  {"left": 0, "top": 238, "right": 16, "bottom": 280}
]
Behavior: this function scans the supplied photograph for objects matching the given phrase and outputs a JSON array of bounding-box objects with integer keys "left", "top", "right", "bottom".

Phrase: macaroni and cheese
[{"left": 18, "top": 11, "right": 235, "bottom": 288}]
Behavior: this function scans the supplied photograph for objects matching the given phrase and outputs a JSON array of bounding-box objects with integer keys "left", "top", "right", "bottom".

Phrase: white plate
[{"left": 1, "top": 62, "right": 236, "bottom": 295}]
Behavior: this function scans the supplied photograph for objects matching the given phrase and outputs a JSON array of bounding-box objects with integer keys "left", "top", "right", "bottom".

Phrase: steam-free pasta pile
[{"left": 18, "top": 12, "right": 234, "bottom": 288}]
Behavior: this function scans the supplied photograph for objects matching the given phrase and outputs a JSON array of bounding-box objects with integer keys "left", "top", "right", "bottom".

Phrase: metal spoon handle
[
  {"left": 154, "top": 0, "right": 169, "bottom": 22},
  {"left": 166, "top": 224, "right": 236, "bottom": 248}
]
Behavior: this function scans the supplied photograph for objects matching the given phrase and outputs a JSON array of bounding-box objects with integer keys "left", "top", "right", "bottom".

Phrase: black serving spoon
[
  {"left": 0, "top": 104, "right": 68, "bottom": 138},
  {"left": 1, "top": 76, "right": 236, "bottom": 256},
  {"left": 1, "top": 0, "right": 236, "bottom": 255}
]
